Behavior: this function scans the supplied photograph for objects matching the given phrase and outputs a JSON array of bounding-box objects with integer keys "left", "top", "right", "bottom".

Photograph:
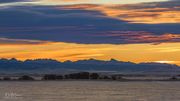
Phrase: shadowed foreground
[{"left": 0, "top": 81, "right": 180, "bottom": 101}]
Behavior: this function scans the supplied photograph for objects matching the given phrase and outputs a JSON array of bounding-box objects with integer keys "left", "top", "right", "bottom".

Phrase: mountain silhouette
[{"left": 0, "top": 58, "right": 179, "bottom": 74}]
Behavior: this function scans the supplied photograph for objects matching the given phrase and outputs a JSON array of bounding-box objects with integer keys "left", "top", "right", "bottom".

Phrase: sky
[{"left": 0, "top": 0, "right": 180, "bottom": 65}]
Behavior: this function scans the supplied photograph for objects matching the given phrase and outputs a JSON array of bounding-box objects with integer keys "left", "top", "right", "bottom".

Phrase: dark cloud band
[{"left": 0, "top": 0, "right": 32, "bottom": 3}]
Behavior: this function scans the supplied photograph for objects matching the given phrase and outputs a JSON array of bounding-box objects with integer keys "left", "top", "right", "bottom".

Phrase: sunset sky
[{"left": 0, "top": 0, "right": 180, "bottom": 65}]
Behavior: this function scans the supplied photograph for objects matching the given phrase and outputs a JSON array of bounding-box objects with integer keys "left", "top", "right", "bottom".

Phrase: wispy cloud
[
  {"left": 100, "top": 31, "right": 180, "bottom": 44},
  {"left": 61, "top": 0, "right": 180, "bottom": 24},
  {"left": 0, "top": 0, "right": 32, "bottom": 3},
  {"left": 39, "top": 0, "right": 170, "bottom": 5},
  {"left": 1, "top": 0, "right": 179, "bottom": 24},
  {"left": 0, "top": 37, "right": 51, "bottom": 45}
]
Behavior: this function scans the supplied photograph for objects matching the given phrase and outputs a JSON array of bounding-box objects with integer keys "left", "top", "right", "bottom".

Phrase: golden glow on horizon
[
  {"left": 154, "top": 60, "right": 175, "bottom": 64},
  {"left": 0, "top": 42, "right": 180, "bottom": 65}
]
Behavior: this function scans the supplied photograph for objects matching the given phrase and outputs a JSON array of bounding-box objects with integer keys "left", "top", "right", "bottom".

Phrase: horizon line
[{"left": 0, "top": 58, "right": 178, "bottom": 66}]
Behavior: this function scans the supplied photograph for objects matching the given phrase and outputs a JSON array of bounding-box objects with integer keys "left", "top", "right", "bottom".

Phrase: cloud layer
[
  {"left": 0, "top": 0, "right": 32, "bottom": 3},
  {"left": 0, "top": 37, "right": 50, "bottom": 45},
  {"left": 0, "top": 2, "right": 179, "bottom": 44},
  {"left": 61, "top": 0, "right": 180, "bottom": 24}
]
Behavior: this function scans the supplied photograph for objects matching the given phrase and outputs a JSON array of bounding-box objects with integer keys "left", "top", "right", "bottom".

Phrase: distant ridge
[{"left": 0, "top": 58, "right": 179, "bottom": 74}]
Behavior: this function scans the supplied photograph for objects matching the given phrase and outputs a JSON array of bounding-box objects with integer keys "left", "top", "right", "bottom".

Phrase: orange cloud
[
  {"left": 130, "top": 33, "right": 180, "bottom": 43},
  {"left": 36, "top": 0, "right": 169, "bottom": 5},
  {"left": 40, "top": 0, "right": 83, "bottom": 2},
  {"left": 60, "top": 2, "right": 180, "bottom": 24},
  {"left": 93, "top": 31, "right": 180, "bottom": 44},
  {"left": 1, "top": 1, "right": 179, "bottom": 24}
]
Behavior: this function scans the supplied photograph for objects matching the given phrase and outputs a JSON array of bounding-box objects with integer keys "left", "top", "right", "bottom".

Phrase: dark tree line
[
  {"left": 42, "top": 72, "right": 124, "bottom": 80},
  {"left": 0, "top": 75, "right": 34, "bottom": 81},
  {"left": 43, "top": 72, "right": 100, "bottom": 80},
  {"left": 18, "top": 75, "right": 34, "bottom": 80},
  {"left": 0, "top": 72, "right": 179, "bottom": 81}
]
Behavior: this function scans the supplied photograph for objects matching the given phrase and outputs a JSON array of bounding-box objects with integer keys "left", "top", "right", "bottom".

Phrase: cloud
[
  {"left": 1, "top": 0, "right": 179, "bottom": 24},
  {"left": 0, "top": 37, "right": 51, "bottom": 45},
  {"left": 0, "top": 2, "right": 179, "bottom": 44},
  {"left": 100, "top": 31, "right": 180, "bottom": 44},
  {"left": 35, "top": 0, "right": 170, "bottom": 5},
  {"left": 0, "top": 0, "right": 32, "bottom": 3},
  {"left": 61, "top": 0, "right": 180, "bottom": 24}
]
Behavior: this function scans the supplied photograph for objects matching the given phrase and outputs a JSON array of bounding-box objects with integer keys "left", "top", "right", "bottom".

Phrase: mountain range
[{"left": 0, "top": 58, "right": 179, "bottom": 75}]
